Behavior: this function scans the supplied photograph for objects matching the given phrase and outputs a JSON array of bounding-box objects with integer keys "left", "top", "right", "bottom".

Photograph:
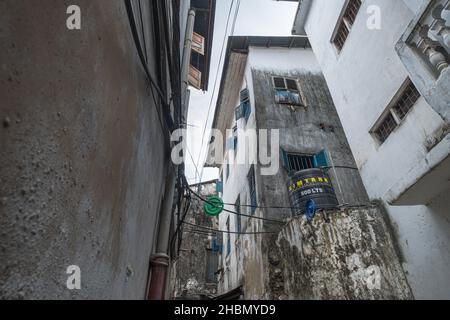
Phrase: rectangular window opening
[
  {"left": 287, "top": 153, "right": 315, "bottom": 172},
  {"left": 332, "top": 0, "right": 362, "bottom": 52},
  {"left": 371, "top": 78, "right": 421, "bottom": 145},
  {"left": 272, "top": 76, "right": 306, "bottom": 106},
  {"left": 392, "top": 80, "right": 421, "bottom": 120}
]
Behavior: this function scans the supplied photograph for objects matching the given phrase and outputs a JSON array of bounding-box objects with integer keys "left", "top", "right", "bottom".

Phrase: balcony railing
[
  {"left": 407, "top": 0, "right": 450, "bottom": 78},
  {"left": 396, "top": 0, "right": 450, "bottom": 124}
]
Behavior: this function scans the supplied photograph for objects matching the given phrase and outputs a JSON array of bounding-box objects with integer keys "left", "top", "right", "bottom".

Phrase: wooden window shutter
[
  {"left": 188, "top": 65, "right": 202, "bottom": 89},
  {"left": 192, "top": 32, "right": 205, "bottom": 55}
]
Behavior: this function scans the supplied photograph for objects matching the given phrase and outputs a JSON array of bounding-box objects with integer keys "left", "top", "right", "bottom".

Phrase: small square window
[
  {"left": 286, "top": 79, "right": 299, "bottom": 91},
  {"left": 273, "top": 77, "right": 286, "bottom": 89},
  {"left": 272, "top": 76, "right": 306, "bottom": 107}
]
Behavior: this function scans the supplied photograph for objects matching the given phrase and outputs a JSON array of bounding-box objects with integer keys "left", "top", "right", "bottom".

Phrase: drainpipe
[
  {"left": 181, "top": 9, "right": 196, "bottom": 124},
  {"left": 147, "top": 167, "right": 176, "bottom": 300},
  {"left": 147, "top": 9, "right": 195, "bottom": 300}
]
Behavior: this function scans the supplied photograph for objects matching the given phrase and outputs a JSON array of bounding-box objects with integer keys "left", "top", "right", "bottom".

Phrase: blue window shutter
[
  {"left": 216, "top": 181, "right": 223, "bottom": 193},
  {"left": 250, "top": 192, "right": 257, "bottom": 214},
  {"left": 240, "top": 88, "right": 249, "bottom": 102},
  {"left": 244, "top": 101, "right": 251, "bottom": 121},
  {"left": 235, "top": 105, "right": 244, "bottom": 120},
  {"left": 280, "top": 148, "right": 290, "bottom": 171},
  {"left": 226, "top": 137, "right": 235, "bottom": 150},
  {"left": 313, "top": 149, "right": 329, "bottom": 168}
]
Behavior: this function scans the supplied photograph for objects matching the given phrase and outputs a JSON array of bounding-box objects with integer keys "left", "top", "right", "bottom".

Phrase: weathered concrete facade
[
  {"left": 0, "top": 0, "right": 179, "bottom": 299},
  {"left": 207, "top": 36, "right": 410, "bottom": 299},
  {"left": 169, "top": 181, "right": 220, "bottom": 299},
  {"left": 252, "top": 67, "right": 369, "bottom": 223},
  {"left": 270, "top": 206, "right": 413, "bottom": 300}
]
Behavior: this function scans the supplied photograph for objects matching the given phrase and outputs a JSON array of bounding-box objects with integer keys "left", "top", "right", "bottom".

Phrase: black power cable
[
  {"left": 124, "top": 0, "right": 175, "bottom": 132},
  {"left": 186, "top": 185, "right": 286, "bottom": 225},
  {"left": 183, "top": 221, "right": 277, "bottom": 235}
]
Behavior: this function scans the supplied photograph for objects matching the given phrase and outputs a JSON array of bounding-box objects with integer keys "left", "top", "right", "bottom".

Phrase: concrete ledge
[{"left": 384, "top": 133, "right": 450, "bottom": 205}]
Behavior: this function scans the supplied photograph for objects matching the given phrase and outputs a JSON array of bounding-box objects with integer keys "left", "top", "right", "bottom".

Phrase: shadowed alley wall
[{"left": 0, "top": 0, "right": 172, "bottom": 299}]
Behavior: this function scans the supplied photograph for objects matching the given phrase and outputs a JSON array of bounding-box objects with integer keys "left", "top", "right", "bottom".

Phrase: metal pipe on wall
[
  {"left": 147, "top": 7, "right": 196, "bottom": 300},
  {"left": 147, "top": 167, "right": 176, "bottom": 300},
  {"left": 181, "top": 9, "right": 196, "bottom": 124}
]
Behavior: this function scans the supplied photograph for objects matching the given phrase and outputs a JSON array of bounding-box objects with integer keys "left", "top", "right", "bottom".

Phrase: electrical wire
[
  {"left": 183, "top": 221, "right": 277, "bottom": 235},
  {"left": 194, "top": 0, "right": 239, "bottom": 185},
  {"left": 186, "top": 146, "right": 201, "bottom": 185},
  {"left": 186, "top": 185, "right": 286, "bottom": 225},
  {"left": 124, "top": 0, "right": 175, "bottom": 132}
]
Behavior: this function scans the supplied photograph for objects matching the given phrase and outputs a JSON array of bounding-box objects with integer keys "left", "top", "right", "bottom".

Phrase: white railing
[{"left": 408, "top": 0, "right": 450, "bottom": 78}]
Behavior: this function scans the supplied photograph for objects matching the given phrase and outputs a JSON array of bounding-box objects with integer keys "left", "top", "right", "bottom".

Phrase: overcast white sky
[{"left": 185, "top": 0, "right": 298, "bottom": 185}]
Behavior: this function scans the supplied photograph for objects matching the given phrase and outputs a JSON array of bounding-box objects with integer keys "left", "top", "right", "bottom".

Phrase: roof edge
[{"left": 292, "top": 0, "right": 312, "bottom": 36}]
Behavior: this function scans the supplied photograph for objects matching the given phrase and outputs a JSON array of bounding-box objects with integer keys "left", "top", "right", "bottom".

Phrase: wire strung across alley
[
  {"left": 194, "top": 0, "right": 241, "bottom": 185},
  {"left": 186, "top": 185, "right": 286, "bottom": 225},
  {"left": 183, "top": 221, "right": 277, "bottom": 235}
]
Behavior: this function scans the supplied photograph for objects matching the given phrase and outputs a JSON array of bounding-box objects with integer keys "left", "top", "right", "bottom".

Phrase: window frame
[
  {"left": 370, "top": 78, "right": 422, "bottom": 145},
  {"left": 330, "top": 0, "right": 363, "bottom": 54},
  {"left": 272, "top": 76, "right": 307, "bottom": 107}
]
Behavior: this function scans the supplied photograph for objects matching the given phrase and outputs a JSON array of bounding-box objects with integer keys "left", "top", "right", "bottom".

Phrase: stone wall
[{"left": 265, "top": 205, "right": 413, "bottom": 300}]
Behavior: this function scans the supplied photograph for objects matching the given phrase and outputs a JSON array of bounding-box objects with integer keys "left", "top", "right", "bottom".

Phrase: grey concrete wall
[
  {"left": 0, "top": 0, "right": 170, "bottom": 299},
  {"left": 252, "top": 69, "right": 369, "bottom": 223},
  {"left": 268, "top": 206, "right": 413, "bottom": 300}
]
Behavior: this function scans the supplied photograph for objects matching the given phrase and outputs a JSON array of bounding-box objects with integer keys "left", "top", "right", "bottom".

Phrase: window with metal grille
[
  {"left": 287, "top": 153, "right": 315, "bottom": 172},
  {"left": 372, "top": 78, "right": 421, "bottom": 144},
  {"left": 375, "top": 112, "right": 397, "bottom": 143},
  {"left": 333, "top": 0, "right": 362, "bottom": 52},
  {"left": 247, "top": 166, "right": 257, "bottom": 214},
  {"left": 392, "top": 81, "right": 421, "bottom": 120}
]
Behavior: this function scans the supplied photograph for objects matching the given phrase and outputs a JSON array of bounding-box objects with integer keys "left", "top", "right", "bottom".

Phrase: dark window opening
[
  {"left": 273, "top": 77, "right": 286, "bottom": 89},
  {"left": 235, "top": 197, "right": 241, "bottom": 235},
  {"left": 333, "top": 0, "right": 362, "bottom": 52},
  {"left": 392, "top": 81, "right": 421, "bottom": 120},
  {"left": 372, "top": 78, "right": 421, "bottom": 144},
  {"left": 233, "top": 126, "right": 238, "bottom": 155},
  {"left": 287, "top": 153, "right": 315, "bottom": 172},
  {"left": 247, "top": 165, "right": 257, "bottom": 214},
  {"left": 235, "top": 88, "right": 252, "bottom": 122},
  {"left": 205, "top": 249, "right": 218, "bottom": 283},
  {"left": 281, "top": 149, "right": 330, "bottom": 173},
  {"left": 286, "top": 79, "right": 299, "bottom": 91},
  {"left": 375, "top": 112, "right": 397, "bottom": 143}
]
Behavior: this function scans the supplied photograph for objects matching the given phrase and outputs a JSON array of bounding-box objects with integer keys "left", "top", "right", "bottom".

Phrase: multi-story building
[
  {"left": 206, "top": 36, "right": 412, "bottom": 299},
  {"left": 169, "top": 180, "right": 221, "bottom": 300},
  {"left": 0, "top": 0, "right": 215, "bottom": 299},
  {"left": 288, "top": 0, "right": 450, "bottom": 299}
]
